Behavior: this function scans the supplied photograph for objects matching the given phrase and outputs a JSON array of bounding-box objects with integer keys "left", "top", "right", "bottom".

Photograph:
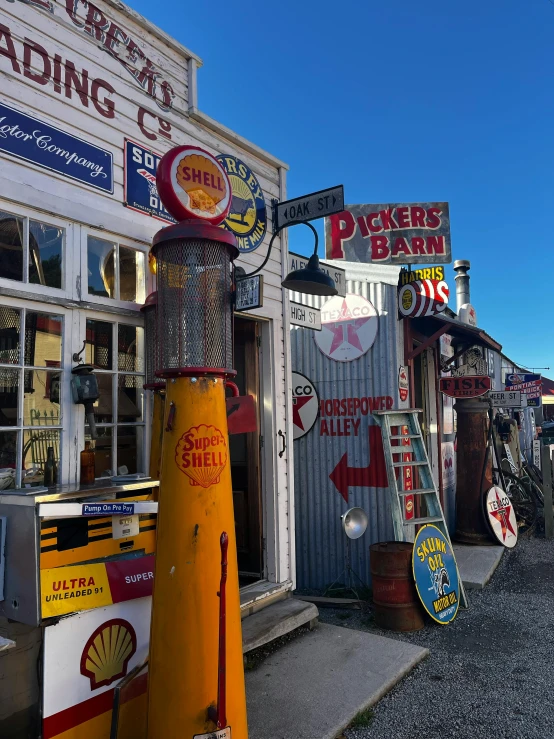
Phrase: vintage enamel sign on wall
[
  {"left": 292, "top": 372, "right": 319, "bottom": 440},
  {"left": 485, "top": 486, "right": 518, "bottom": 548},
  {"left": 412, "top": 524, "right": 460, "bottom": 624},
  {"left": 399, "top": 366, "right": 409, "bottom": 402},
  {"left": 398, "top": 279, "right": 449, "bottom": 318},
  {"left": 216, "top": 154, "right": 267, "bottom": 253},
  {"left": 439, "top": 376, "right": 491, "bottom": 398},
  {"left": 315, "top": 294, "right": 378, "bottom": 362},
  {"left": 156, "top": 145, "right": 231, "bottom": 224},
  {"left": 326, "top": 202, "right": 451, "bottom": 264}
]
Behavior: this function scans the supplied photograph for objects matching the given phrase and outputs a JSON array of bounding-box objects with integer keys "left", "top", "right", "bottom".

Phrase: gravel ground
[{"left": 318, "top": 537, "right": 554, "bottom": 739}]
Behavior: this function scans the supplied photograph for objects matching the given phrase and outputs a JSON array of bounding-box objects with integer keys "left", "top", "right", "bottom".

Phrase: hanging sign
[
  {"left": 292, "top": 372, "right": 319, "bottom": 440},
  {"left": 235, "top": 275, "right": 263, "bottom": 311},
  {"left": 412, "top": 524, "right": 460, "bottom": 624},
  {"left": 398, "top": 266, "right": 445, "bottom": 285},
  {"left": 326, "top": 202, "right": 451, "bottom": 264},
  {"left": 399, "top": 366, "right": 409, "bottom": 402},
  {"left": 216, "top": 154, "right": 267, "bottom": 252},
  {"left": 274, "top": 185, "right": 344, "bottom": 229},
  {"left": 124, "top": 139, "right": 175, "bottom": 223},
  {"left": 452, "top": 347, "right": 489, "bottom": 377},
  {"left": 485, "top": 486, "right": 518, "bottom": 548},
  {"left": 226, "top": 395, "right": 258, "bottom": 435},
  {"left": 290, "top": 302, "right": 322, "bottom": 331},
  {"left": 398, "top": 279, "right": 449, "bottom": 318},
  {"left": 315, "top": 294, "right": 379, "bottom": 362},
  {"left": 489, "top": 391, "right": 524, "bottom": 408},
  {"left": 505, "top": 373, "right": 542, "bottom": 408},
  {"left": 156, "top": 145, "right": 232, "bottom": 224},
  {"left": 439, "top": 376, "right": 491, "bottom": 398},
  {"left": 289, "top": 251, "right": 346, "bottom": 297},
  {"left": 0, "top": 101, "right": 113, "bottom": 193}
]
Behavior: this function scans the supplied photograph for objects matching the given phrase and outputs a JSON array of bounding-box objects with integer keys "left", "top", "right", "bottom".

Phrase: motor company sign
[
  {"left": 439, "top": 376, "right": 491, "bottom": 398},
  {"left": 325, "top": 202, "right": 451, "bottom": 264}
]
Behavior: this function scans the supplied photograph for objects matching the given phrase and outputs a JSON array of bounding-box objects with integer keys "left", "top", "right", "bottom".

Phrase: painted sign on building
[
  {"left": 399, "top": 366, "right": 409, "bottom": 403},
  {"left": 124, "top": 139, "right": 175, "bottom": 222},
  {"left": 315, "top": 294, "right": 379, "bottom": 362},
  {"left": 439, "top": 376, "right": 491, "bottom": 398},
  {"left": 0, "top": 101, "right": 113, "bottom": 192},
  {"left": 326, "top": 203, "right": 451, "bottom": 264},
  {"left": 505, "top": 373, "right": 542, "bottom": 408},
  {"left": 217, "top": 154, "right": 267, "bottom": 253}
]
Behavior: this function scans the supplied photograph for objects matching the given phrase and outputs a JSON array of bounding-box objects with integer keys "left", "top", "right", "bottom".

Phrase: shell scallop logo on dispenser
[
  {"left": 80, "top": 618, "right": 137, "bottom": 690},
  {"left": 175, "top": 424, "right": 228, "bottom": 488},
  {"left": 156, "top": 145, "right": 232, "bottom": 225}
]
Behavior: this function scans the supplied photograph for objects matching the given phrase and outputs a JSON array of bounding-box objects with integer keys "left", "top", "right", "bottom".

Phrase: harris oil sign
[
  {"left": 217, "top": 154, "right": 267, "bottom": 253},
  {"left": 325, "top": 202, "right": 451, "bottom": 264}
]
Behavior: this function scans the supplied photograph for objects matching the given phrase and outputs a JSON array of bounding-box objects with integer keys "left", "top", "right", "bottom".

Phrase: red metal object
[
  {"left": 157, "top": 367, "right": 237, "bottom": 380},
  {"left": 370, "top": 542, "right": 425, "bottom": 632},
  {"left": 439, "top": 376, "right": 491, "bottom": 398},
  {"left": 224, "top": 381, "right": 240, "bottom": 397},
  {"left": 152, "top": 219, "right": 239, "bottom": 258},
  {"left": 217, "top": 531, "right": 228, "bottom": 730},
  {"left": 165, "top": 401, "right": 176, "bottom": 432},
  {"left": 226, "top": 395, "right": 258, "bottom": 435}
]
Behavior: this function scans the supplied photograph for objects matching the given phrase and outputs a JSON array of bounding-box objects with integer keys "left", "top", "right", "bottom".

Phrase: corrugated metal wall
[{"left": 291, "top": 264, "right": 402, "bottom": 591}]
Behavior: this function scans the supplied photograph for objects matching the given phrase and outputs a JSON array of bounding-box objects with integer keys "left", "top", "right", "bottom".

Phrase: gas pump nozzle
[{"left": 71, "top": 364, "right": 100, "bottom": 440}]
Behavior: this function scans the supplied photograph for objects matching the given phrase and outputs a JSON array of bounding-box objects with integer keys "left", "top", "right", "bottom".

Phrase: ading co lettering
[{"left": 0, "top": 116, "right": 107, "bottom": 177}]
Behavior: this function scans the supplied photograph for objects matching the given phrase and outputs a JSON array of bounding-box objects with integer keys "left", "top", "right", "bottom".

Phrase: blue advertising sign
[
  {"left": 412, "top": 524, "right": 459, "bottom": 624},
  {"left": 124, "top": 139, "right": 175, "bottom": 223},
  {"left": 82, "top": 502, "right": 135, "bottom": 516},
  {"left": 0, "top": 102, "right": 113, "bottom": 193},
  {"left": 505, "top": 373, "right": 542, "bottom": 408}
]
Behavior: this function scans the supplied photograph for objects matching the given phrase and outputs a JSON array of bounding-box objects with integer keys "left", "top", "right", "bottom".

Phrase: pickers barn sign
[{"left": 326, "top": 202, "right": 451, "bottom": 264}]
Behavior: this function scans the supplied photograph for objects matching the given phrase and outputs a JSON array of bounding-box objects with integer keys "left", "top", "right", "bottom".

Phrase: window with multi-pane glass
[
  {"left": 84, "top": 318, "right": 145, "bottom": 479},
  {"left": 87, "top": 236, "right": 145, "bottom": 303},
  {"left": 0, "top": 210, "right": 64, "bottom": 289},
  {"left": 0, "top": 306, "right": 63, "bottom": 488}
]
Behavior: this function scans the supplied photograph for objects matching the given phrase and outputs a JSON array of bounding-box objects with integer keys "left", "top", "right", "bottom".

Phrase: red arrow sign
[{"left": 329, "top": 425, "right": 389, "bottom": 502}]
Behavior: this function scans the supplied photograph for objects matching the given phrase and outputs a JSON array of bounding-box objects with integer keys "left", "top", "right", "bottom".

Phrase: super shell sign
[
  {"left": 412, "top": 524, "right": 460, "bottom": 624},
  {"left": 398, "top": 279, "right": 449, "bottom": 318}
]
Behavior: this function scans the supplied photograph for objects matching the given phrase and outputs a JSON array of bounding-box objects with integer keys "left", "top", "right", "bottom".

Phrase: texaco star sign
[
  {"left": 291, "top": 372, "right": 319, "bottom": 440},
  {"left": 315, "top": 294, "right": 379, "bottom": 362},
  {"left": 485, "top": 486, "right": 518, "bottom": 548}
]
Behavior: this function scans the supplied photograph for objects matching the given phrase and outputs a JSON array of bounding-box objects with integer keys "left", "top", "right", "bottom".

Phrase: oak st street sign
[{"left": 274, "top": 185, "right": 344, "bottom": 229}]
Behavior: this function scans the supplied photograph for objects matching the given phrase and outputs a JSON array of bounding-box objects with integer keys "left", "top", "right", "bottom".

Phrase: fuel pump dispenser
[
  {"left": 141, "top": 292, "right": 165, "bottom": 481},
  {"left": 146, "top": 146, "right": 247, "bottom": 738}
]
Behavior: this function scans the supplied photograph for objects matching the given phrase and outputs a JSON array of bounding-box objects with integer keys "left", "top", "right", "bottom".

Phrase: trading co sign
[
  {"left": 326, "top": 202, "right": 451, "bottom": 264},
  {"left": 412, "top": 524, "right": 460, "bottom": 624},
  {"left": 291, "top": 372, "right": 319, "bottom": 440},
  {"left": 439, "top": 376, "right": 491, "bottom": 398},
  {"left": 398, "top": 279, "right": 449, "bottom": 318}
]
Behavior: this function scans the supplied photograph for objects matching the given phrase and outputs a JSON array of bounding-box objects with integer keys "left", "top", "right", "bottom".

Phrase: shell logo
[
  {"left": 80, "top": 618, "right": 137, "bottom": 691},
  {"left": 175, "top": 424, "right": 228, "bottom": 488},
  {"left": 405, "top": 499, "right": 414, "bottom": 514}
]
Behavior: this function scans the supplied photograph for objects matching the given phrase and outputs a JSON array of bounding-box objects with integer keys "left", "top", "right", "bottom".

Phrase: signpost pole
[{"left": 541, "top": 443, "right": 553, "bottom": 540}]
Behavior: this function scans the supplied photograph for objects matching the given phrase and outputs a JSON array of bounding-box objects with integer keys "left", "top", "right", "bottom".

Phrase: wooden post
[{"left": 541, "top": 444, "right": 553, "bottom": 540}]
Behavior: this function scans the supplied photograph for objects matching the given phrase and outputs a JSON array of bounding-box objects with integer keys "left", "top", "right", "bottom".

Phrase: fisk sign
[
  {"left": 439, "top": 376, "right": 491, "bottom": 398},
  {"left": 326, "top": 202, "right": 451, "bottom": 264}
]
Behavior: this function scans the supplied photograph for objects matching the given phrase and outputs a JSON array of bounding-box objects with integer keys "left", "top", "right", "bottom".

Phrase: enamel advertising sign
[
  {"left": 292, "top": 372, "right": 319, "bottom": 440},
  {"left": 124, "top": 139, "right": 176, "bottom": 223},
  {"left": 412, "top": 524, "right": 460, "bottom": 624},
  {"left": 439, "top": 376, "right": 491, "bottom": 398},
  {"left": 325, "top": 202, "right": 451, "bottom": 264},
  {"left": 398, "top": 279, "right": 449, "bottom": 318},
  {"left": 315, "top": 294, "right": 379, "bottom": 362},
  {"left": 485, "top": 486, "right": 518, "bottom": 548},
  {"left": 505, "top": 373, "right": 542, "bottom": 408}
]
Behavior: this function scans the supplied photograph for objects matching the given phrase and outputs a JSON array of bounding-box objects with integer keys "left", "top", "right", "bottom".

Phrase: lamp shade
[{"left": 281, "top": 253, "right": 337, "bottom": 297}]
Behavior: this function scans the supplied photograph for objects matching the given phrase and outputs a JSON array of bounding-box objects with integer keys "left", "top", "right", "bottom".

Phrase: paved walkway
[{"left": 319, "top": 538, "right": 554, "bottom": 739}]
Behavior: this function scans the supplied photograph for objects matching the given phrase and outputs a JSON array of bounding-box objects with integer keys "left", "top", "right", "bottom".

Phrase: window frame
[
  {"left": 81, "top": 227, "right": 149, "bottom": 310},
  {"left": 0, "top": 200, "right": 77, "bottom": 300}
]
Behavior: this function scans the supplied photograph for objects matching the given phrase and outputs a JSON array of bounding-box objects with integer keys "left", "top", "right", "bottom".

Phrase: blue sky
[{"left": 133, "top": 0, "right": 554, "bottom": 371}]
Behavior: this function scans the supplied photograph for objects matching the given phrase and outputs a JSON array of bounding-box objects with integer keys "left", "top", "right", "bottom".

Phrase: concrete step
[
  {"left": 242, "top": 597, "right": 318, "bottom": 654},
  {"left": 453, "top": 543, "right": 504, "bottom": 590}
]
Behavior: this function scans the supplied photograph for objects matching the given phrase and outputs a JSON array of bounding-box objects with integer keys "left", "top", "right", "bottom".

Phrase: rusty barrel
[{"left": 370, "top": 541, "right": 424, "bottom": 632}]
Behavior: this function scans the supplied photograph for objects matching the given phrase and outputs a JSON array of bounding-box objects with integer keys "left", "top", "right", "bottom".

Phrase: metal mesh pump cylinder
[
  {"left": 154, "top": 234, "right": 235, "bottom": 375},
  {"left": 141, "top": 292, "right": 164, "bottom": 389}
]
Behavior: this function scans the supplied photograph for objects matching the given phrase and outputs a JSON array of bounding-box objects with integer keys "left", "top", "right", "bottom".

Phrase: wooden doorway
[{"left": 231, "top": 317, "right": 263, "bottom": 583}]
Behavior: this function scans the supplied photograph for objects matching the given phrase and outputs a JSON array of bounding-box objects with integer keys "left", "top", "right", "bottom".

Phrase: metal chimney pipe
[{"left": 453, "top": 260, "right": 470, "bottom": 313}]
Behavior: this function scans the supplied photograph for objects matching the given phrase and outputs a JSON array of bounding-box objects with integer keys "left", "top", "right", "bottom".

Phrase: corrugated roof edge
[
  {"left": 103, "top": 0, "right": 203, "bottom": 65},
  {"left": 325, "top": 260, "right": 401, "bottom": 286}
]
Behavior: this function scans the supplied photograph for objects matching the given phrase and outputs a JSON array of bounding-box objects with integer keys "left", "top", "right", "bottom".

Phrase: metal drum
[{"left": 370, "top": 541, "right": 425, "bottom": 632}]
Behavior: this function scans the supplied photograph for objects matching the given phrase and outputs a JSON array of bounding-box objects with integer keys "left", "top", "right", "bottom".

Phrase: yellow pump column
[{"left": 146, "top": 144, "right": 247, "bottom": 739}]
